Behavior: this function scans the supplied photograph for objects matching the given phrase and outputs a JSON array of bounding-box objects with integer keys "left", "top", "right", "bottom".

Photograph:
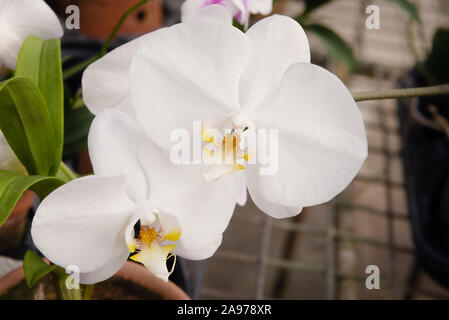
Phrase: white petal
[
  {"left": 125, "top": 215, "right": 140, "bottom": 253},
  {"left": 248, "top": 0, "right": 273, "bottom": 15},
  {"left": 156, "top": 211, "right": 181, "bottom": 242},
  {"left": 0, "top": 26, "right": 20, "bottom": 70},
  {"left": 181, "top": 2, "right": 233, "bottom": 25},
  {"left": 31, "top": 176, "right": 136, "bottom": 274},
  {"left": 234, "top": 171, "right": 247, "bottom": 206},
  {"left": 0, "top": 0, "right": 63, "bottom": 69},
  {"left": 248, "top": 63, "right": 367, "bottom": 208},
  {"left": 130, "top": 20, "right": 252, "bottom": 149},
  {"left": 247, "top": 183, "right": 302, "bottom": 219},
  {"left": 79, "top": 237, "right": 130, "bottom": 285},
  {"left": 239, "top": 15, "right": 310, "bottom": 111},
  {"left": 173, "top": 234, "right": 223, "bottom": 260},
  {"left": 229, "top": 0, "right": 249, "bottom": 26},
  {"left": 138, "top": 142, "right": 237, "bottom": 257},
  {"left": 0, "top": 130, "right": 25, "bottom": 173},
  {"left": 157, "top": 174, "right": 236, "bottom": 257},
  {"left": 88, "top": 109, "right": 149, "bottom": 204},
  {"left": 0, "top": 135, "right": 15, "bottom": 165},
  {"left": 81, "top": 33, "right": 154, "bottom": 116},
  {"left": 180, "top": 0, "right": 204, "bottom": 21},
  {"left": 230, "top": 0, "right": 246, "bottom": 12}
]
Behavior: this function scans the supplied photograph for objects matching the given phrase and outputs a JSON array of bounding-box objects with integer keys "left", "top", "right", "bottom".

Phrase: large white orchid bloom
[
  {"left": 181, "top": 0, "right": 273, "bottom": 28},
  {"left": 31, "top": 110, "right": 236, "bottom": 284},
  {"left": 0, "top": 0, "right": 63, "bottom": 70},
  {"left": 82, "top": 9, "right": 367, "bottom": 219}
]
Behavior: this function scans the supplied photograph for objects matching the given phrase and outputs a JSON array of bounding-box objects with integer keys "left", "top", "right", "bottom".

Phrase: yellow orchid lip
[
  {"left": 126, "top": 211, "right": 181, "bottom": 282},
  {"left": 202, "top": 126, "right": 251, "bottom": 181}
]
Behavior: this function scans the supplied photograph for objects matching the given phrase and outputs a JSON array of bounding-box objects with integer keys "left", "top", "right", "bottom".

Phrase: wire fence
[{"left": 193, "top": 74, "right": 449, "bottom": 300}]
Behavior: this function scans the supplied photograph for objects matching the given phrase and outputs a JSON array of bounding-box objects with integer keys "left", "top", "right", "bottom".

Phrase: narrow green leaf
[
  {"left": 390, "top": 0, "right": 420, "bottom": 22},
  {"left": 303, "top": 23, "right": 358, "bottom": 72},
  {"left": 0, "top": 77, "right": 58, "bottom": 175},
  {"left": 23, "top": 251, "right": 57, "bottom": 288},
  {"left": 0, "top": 170, "right": 65, "bottom": 227},
  {"left": 15, "top": 35, "right": 64, "bottom": 165}
]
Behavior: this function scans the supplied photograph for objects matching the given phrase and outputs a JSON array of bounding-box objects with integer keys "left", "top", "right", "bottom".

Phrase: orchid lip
[
  {"left": 201, "top": 119, "right": 254, "bottom": 181},
  {"left": 125, "top": 209, "right": 181, "bottom": 282}
]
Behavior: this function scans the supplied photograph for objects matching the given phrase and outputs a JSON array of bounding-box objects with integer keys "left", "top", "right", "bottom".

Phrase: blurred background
[{"left": 1, "top": 0, "right": 448, "bottom": 300}]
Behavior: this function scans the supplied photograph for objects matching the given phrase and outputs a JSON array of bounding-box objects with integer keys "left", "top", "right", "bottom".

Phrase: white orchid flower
[
  {"left": 31, "top": 110, "right": 236, "bottom": 284},
  {"left": 181, "top": 0, "right": 273, "bottom": 28},
  {"left": 82, "top": 10, "right": 367, "bottom": 219},
  {"left": 0, "top": 0, "right": 63, "bottom": 70},
  {"left": 0, "top": 130, "right": 26, "bottom": 174}
]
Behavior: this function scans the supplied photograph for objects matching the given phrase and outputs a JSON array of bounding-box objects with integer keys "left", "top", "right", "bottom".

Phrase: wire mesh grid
[{"left": 187, "top": 74, "right": 449, "bottom": 300}]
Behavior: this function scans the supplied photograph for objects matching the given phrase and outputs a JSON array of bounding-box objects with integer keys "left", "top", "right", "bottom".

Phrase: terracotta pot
[
  {"left": 54, "top": 0, "right": 164, "bottom": 39},
  {"left": 0, "top": 261, "right": 190, "bottom": 300},
  {"left": 0, "top": 191, "right": 34, "bottom": 253}
]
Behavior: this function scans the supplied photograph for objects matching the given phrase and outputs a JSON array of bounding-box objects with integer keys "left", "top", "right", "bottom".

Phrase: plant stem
[
  {"left": 54, "top": 267, "right": 93, "bottom": 300},
  {"left": 63, "top": 0, "right": 150, "bottom": 80},
  {"left": 407, "top": 19, "right": 421, "bottom": 65},
  {"left": 99, "top": 0, "right": 150, "bottom": 57},
  {"left": 59, "top": 162, "right": 78, "bottom": 181},
  {"left": 352, "top": 84, "right": 449, "bottom": 102},
  {"left": 63, "top": 56, "right": 97, "bottom": 80}
]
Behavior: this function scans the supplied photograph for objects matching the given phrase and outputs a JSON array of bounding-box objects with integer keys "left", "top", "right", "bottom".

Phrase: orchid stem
[
  {"left": 99, "top": 0, "right": 150, "bottom": 57},
  {"left": 63, "top": 0, "right": 150, "bottom": 80},
  {"left": 352, "top": 84, "right": 449, "bottom": 102}
]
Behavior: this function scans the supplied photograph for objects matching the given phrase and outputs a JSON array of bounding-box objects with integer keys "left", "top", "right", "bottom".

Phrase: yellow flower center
[
  {"left": 201, "top": 127, "right": 252, "bottom": 181},
  {"left": 139, "top": 226, "right": 158, "bottom": 246}
]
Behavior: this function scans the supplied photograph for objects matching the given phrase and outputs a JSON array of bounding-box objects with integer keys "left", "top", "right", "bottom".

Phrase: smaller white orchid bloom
[
  {"left": 0, "top": 130, "right": 26, "bottom": 174},
  {"left": 0, "top": 0, "right": 63, "bottom": 70},
  {"left": 181, "top": 0, "right": 273, "bottom": 28},
  {"left": 31, "top": 110, "right": 236, "bottom": 284}
]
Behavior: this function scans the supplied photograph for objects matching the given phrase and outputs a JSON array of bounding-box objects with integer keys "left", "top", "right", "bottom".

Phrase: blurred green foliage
[{"left": 425, "top": 28, "right": 449, "bottom": 84}]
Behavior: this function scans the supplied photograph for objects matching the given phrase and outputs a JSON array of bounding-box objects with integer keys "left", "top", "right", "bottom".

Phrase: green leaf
[
  {"left": 425, "top": 28, "right": 449, "bottom": 84},
  {"left": 0, "top": 77, "right": 58, "bottom": 176},
  {"left": 0, "top": 170, "right": 65, "bottom": 227},
  {"left": 23, "top": 251, "right": 57, "bottom": 288},
  {"left": 303, "top": 23, "right": 358, "bottom": 72},
  {"left": 15, "top": 35, "right": 64, "bottom": 165},
  {"left": 390, "top": 0, "right": 420, "bottom": 22}
]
